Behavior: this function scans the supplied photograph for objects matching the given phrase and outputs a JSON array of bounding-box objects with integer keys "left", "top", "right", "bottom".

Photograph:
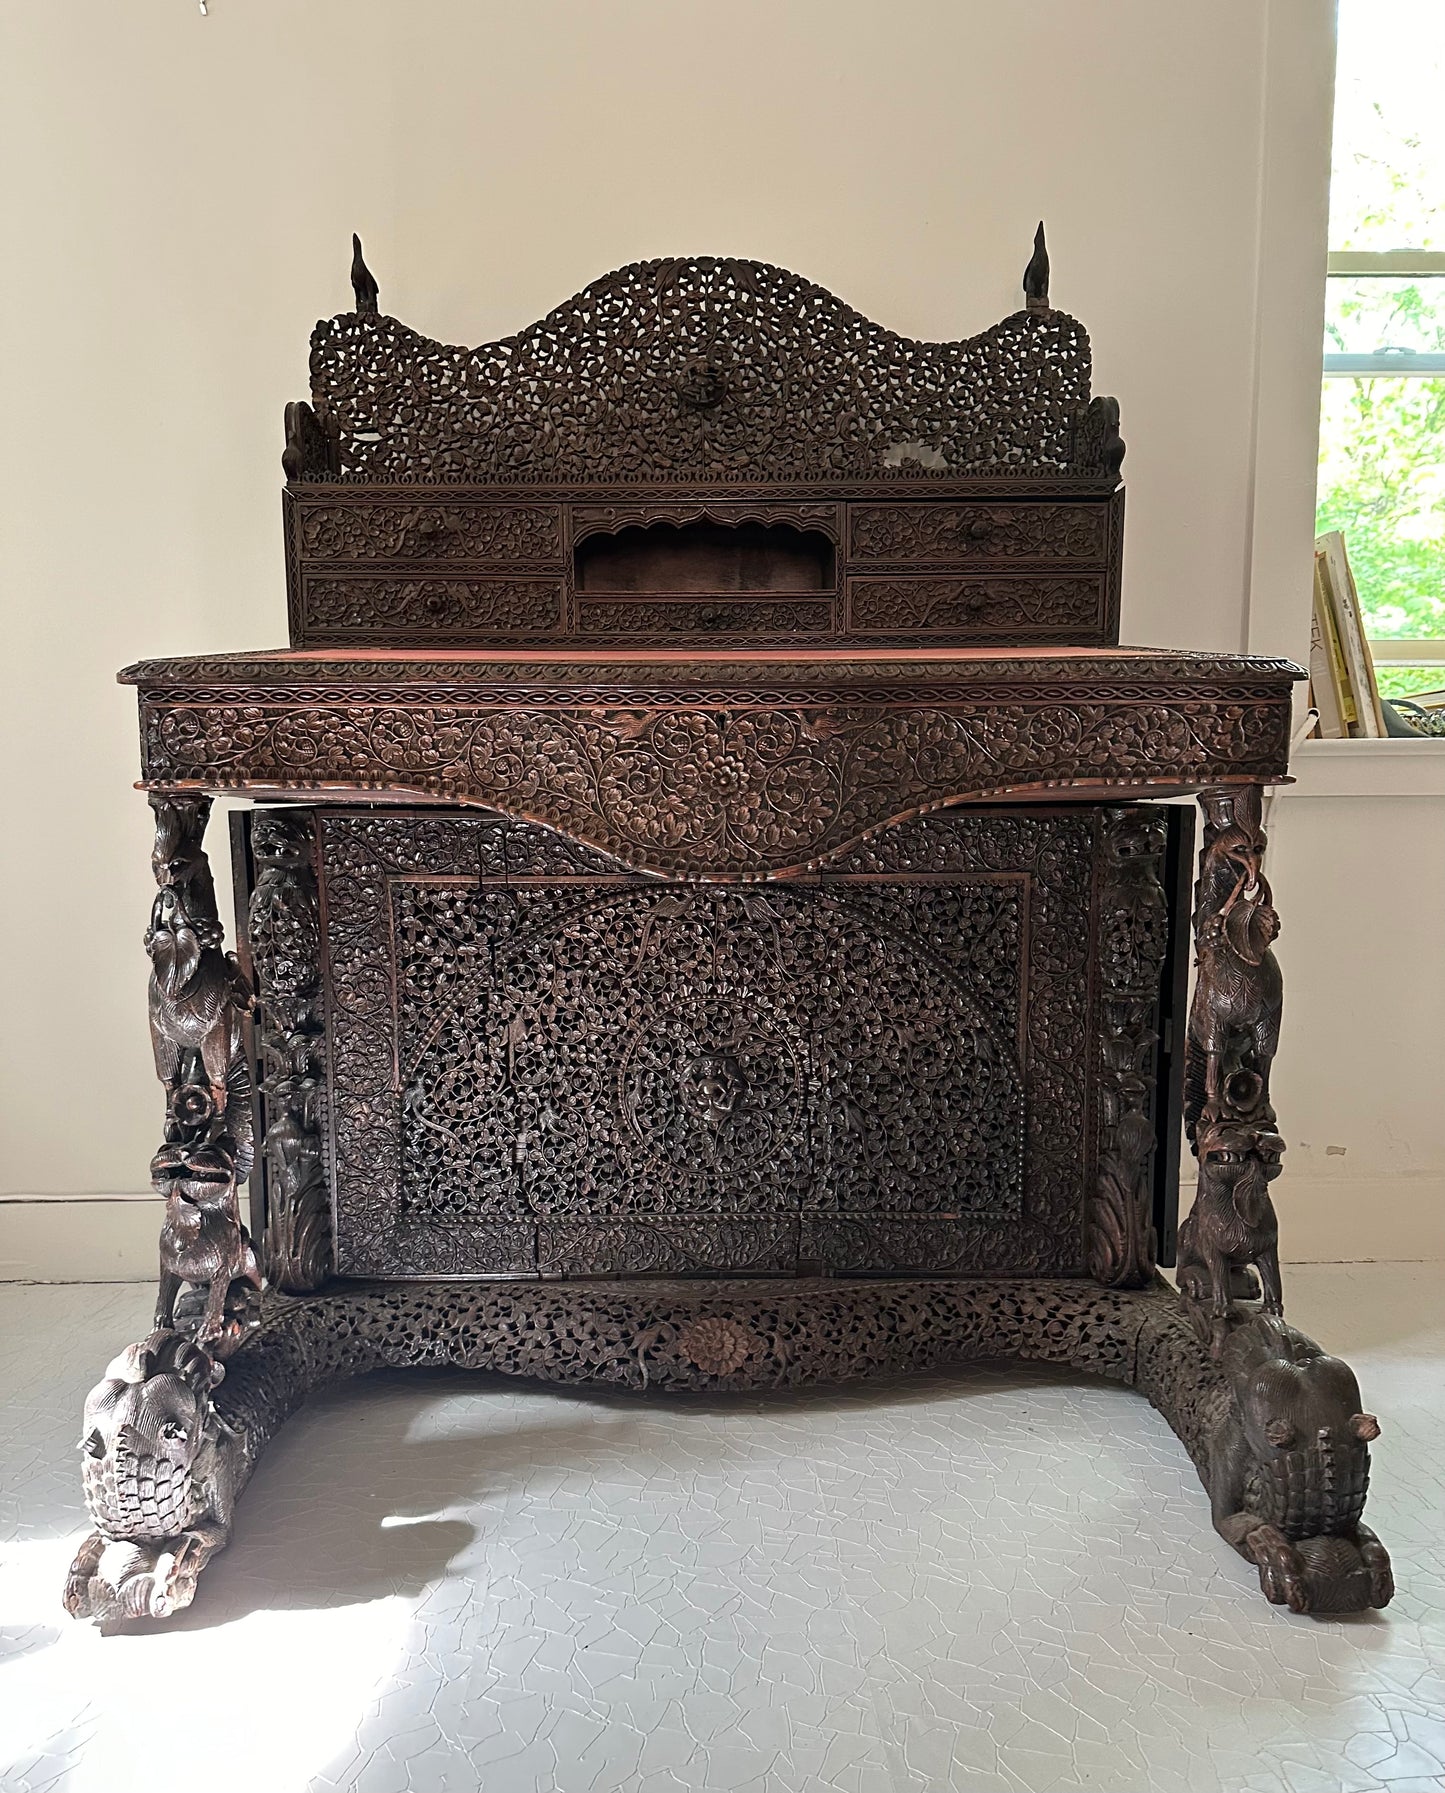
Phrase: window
[{"left": 1317, "top": 0, "right": 1445, "bottom": 700}]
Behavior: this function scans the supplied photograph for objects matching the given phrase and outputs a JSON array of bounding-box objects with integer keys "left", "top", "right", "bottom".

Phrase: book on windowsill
[
  {"left": 1315, "top": 530, "right": 1385, "bottom": 737},
  {"left": 1309, "top": 550, "right": 1353, "bottom": 737}
]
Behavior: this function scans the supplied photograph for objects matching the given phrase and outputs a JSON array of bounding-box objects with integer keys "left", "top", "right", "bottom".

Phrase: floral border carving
[
  {"left": 304, "top": 258, "right": 1109, "bottom": 484},
  {"left": 317, "top": 810, "right": 1096, "bottom": 1280},
  {"left": 134, "top": 690, "right": 1290, "bottom": 880}
]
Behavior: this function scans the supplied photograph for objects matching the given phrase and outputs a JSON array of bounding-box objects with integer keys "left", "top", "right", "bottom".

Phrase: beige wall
[{"left": 2, "top": 1, "right": 1438, "bottom": 1265}]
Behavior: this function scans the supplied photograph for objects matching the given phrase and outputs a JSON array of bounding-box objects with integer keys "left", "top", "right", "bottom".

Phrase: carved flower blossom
[{"left": 676, "top": 1316, "right": 760, "bottom": 1377}]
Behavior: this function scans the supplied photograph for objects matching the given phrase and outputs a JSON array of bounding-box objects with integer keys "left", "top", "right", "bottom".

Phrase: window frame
[{"left": 1321, "top": 249, "right": 1445, "bottom": 663}]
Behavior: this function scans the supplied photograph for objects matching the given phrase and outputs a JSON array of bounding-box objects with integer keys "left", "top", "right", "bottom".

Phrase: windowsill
[{"left": 1283, "top": 735, "right": 1445, "bottom": 798}]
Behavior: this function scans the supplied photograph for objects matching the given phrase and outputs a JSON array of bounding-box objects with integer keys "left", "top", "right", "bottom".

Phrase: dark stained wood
[{"left": 65, "top": 231, "right": 1394, "bottom": 1628}]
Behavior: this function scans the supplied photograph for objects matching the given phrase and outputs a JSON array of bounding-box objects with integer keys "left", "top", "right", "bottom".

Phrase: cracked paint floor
[{"left": 1, "top": 1263, "right": 1442, "bottom": 1793}]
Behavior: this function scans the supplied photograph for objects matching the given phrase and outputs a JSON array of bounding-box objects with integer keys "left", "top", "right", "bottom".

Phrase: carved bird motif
[
  {"left": 633, "top": 891, "right": 694, "bottom": 970},
  {"left": 1023, "top": 221, "right": 1050, "bottom": 310},
  {"left": 351, "top": 233, "right": 380, "bottom": 315}
]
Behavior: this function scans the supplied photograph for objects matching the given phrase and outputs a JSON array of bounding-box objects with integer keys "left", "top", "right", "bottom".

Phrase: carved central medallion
[
  {"left": 622, "top": 1023, "right": 802, "bottom": 1170},
  {"left": 678, "top": 1052, "right": 746, "bottom": 1124},
  {"left": 675, "top": 354, "right": 729, "bottom": 411}
]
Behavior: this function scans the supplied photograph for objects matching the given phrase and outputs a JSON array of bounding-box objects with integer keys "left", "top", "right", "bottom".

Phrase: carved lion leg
[
  {"left": 1169, "top": 788, "right": 1396, "bottom": 1612},
  {"left": 154, "top": 1264, "right": 183, "bottom": 1330},
  {"left": 1180, "top": 786, "right": 1286, "bottom": 1339},
  {"left": 1254, "top": 1241, "right": 1284, "bottom": 1317},
  {"left": 65, "top": 798, "right": 260, "bottom": 1625}
]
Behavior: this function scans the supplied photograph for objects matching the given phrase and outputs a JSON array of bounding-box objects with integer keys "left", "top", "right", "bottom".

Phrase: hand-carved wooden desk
[{"left": 65, "top": 234, "right": 1394, "bottom": 1626}]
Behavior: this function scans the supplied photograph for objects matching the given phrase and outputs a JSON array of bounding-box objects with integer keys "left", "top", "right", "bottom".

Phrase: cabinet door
[{"left": 300, "top": 806, "right": 1180, "bottom": 1282}]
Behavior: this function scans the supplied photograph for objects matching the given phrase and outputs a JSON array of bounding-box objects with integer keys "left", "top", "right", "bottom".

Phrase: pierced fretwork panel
[{"left": 319, "top": 809, "right": 1102, "bottom": 1279}]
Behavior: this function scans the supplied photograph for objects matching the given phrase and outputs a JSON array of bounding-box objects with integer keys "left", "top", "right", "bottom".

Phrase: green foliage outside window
[
  {"left": 1316, "top": 3, "right": 1445, "bottom": 698},
  {"left": 1316, "top": 357, "right": 1445, "bottom": 698}
]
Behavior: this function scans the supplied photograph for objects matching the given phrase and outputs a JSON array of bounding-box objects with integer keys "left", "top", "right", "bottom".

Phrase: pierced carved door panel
[{"left": 303, "top": 806, "right": 1179, "bottom": 1280}]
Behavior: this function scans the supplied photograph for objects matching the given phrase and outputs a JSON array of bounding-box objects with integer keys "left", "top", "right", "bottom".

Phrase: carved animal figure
[
  {"left": 1176, "top": 1118, "right": 1285, "bottom": 1328},
  {"left": 1208, "top": 1313, "right": 1393, "bottom": 1613},
  {"left": 1186, "top": 885, "right": 1283, "bottom": 1129},
  {"left": 1185, "top": 792, "right": 1283, "bottom": 1136},
  {"left": 153, "top": 1137, "right": 262, "bottom": 1350},
  {"left": 64, "top": 1329, "right": 242, "bottom": 1623},
  {"left": 146, "top": 799, "right": 253, "bottom": 1139}
]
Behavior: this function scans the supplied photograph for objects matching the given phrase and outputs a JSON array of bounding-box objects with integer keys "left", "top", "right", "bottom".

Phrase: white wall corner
[{"left": 1243, "top": 0, "right": 1337, "bottom": 671}]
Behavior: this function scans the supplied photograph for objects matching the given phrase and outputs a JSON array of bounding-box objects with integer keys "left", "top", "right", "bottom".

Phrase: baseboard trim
[
  {"left": 0, "top": 1192, "right": 161, "bottom": 1282},
  {"left": 1272, "top": 1174, "right": 1445, "bottom": 1264},
  {"left": 5, "top": 1180, "right": 1443, "bottom": 1282}
]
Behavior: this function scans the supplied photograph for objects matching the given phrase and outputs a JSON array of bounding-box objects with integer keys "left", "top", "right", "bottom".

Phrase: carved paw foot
[
  {"left": 1242, "top": 1527, "right": 1394, "bottom": 1614},
  {"left": 1356, "top": 1530, "right": 1395, "bottom": 1609},
  {"left": 62, "top": 1532, "right": 209, "bottom": 1624},
  {"left": 1246, "top": 1523, "right": 1309, "bottom": 1613}
]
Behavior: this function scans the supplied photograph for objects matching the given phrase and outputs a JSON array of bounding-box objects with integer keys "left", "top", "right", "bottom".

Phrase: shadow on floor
[{"left": 132, "top": 1360, "right": 1099, "bottom": 1632}]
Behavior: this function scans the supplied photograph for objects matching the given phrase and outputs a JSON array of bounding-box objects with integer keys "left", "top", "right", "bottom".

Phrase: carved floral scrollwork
[
  {"left": 301, "top": 577, "right": 564, "bottom": 638},
  {"left": 314, "top": 809, "right": 1093, "bottom": 1280},
  {"left": 1086, "top": 807, "right": 1170, "bottom": 1287},
  {"left": 849, "top": 502, "right": 1108, "bottom": 563},
  {"left": 247, "top": 809, "right": 332, "bottom": 1293},
  {"left": 134, "top": 683, "right": 1291, "bottom": 880},
  {"left": 297, "top": 503, "right": 562, "bottom": 562},
  {"left": 578, "top": 599, "right": 832, "bottom": 637},
  {"left": 305, "top": 257, "right": 1102, "bottom": 483},
  {"left": 846, "top": 576, "right": 1104, "bottom": 635}
]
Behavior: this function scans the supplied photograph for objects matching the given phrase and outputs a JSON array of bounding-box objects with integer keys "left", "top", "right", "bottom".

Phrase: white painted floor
[{"left": 1, "top": 1265, "right": 1442, "bottom": 1793}]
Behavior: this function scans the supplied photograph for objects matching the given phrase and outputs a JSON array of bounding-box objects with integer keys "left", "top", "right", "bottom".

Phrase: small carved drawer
[
  {"left": 295, "top": 575, "right": 565, "bottom": 643},
  {"left": 576, "top": 597, "right": 834, "bottom": 639},
  {"left": 847, "top": 500, "right": 1110, "bottom": 565},
  {"left": 290, "top": 498, "right": 565, "bottom": 565},
  {"left": 845, "top": 574, "right": 1108, "bottom": 641}
]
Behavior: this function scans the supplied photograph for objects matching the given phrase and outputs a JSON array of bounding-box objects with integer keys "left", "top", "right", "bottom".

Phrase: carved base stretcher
[{"left": 67, "top": 236, "right": 1395, "bottom": 1626}]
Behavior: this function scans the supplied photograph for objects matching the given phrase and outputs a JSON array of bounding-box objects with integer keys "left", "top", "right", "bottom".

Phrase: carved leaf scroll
[
  {"left": 318, "top": 809, "right": 1097, "bottom": 1279},
  {"left": 305, "top": 257, "right": 1110, "bottom": 485}
]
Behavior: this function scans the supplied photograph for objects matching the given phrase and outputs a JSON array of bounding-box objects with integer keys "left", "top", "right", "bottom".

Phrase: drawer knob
[{"left": 967, "top": 517, "right": 995, "bottom": 541}]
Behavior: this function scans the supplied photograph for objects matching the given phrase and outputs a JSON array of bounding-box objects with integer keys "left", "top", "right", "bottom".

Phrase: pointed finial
[
  {"left": 350, "top": 233, "right": 379, "bottom": 315},
  {"left": 1023, "top": 221, "right": 1050, "bottom": 312}
]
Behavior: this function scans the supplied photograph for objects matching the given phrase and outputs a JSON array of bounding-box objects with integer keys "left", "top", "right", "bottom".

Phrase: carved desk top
[
  {"left": 121, "top": 644, "right": 1300, "bottom": 879},
  {"left": 121, "top": 239, "right": 1301, "bottom": 878},
  {"left": 71, "top": 240, "right": 1394, "bottom": 1638}
]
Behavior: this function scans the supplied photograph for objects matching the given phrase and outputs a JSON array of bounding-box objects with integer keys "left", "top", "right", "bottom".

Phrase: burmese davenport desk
[{"left": 65, "top": 232, "right": 1395, "bottom": 1625}]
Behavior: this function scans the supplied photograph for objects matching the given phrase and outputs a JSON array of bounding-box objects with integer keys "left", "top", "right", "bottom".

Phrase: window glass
[
  {"left": 1317, "top": 0, "right": 1445, "bottom": 680},
  {"left": 1328, "top": 2, "right": 1445, "bottom": 252},
  {"left": 1324, "top": 277, "right": 1445, "bottom": 359}
]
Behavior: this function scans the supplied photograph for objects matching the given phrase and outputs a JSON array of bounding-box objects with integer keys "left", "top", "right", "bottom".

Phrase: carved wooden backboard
[
  {"left": 301, "top": 805, "right": 1190, "bottom": 1280},
  {"left": 281, "top": 250, "right": 1128, "bottom": 649}
]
